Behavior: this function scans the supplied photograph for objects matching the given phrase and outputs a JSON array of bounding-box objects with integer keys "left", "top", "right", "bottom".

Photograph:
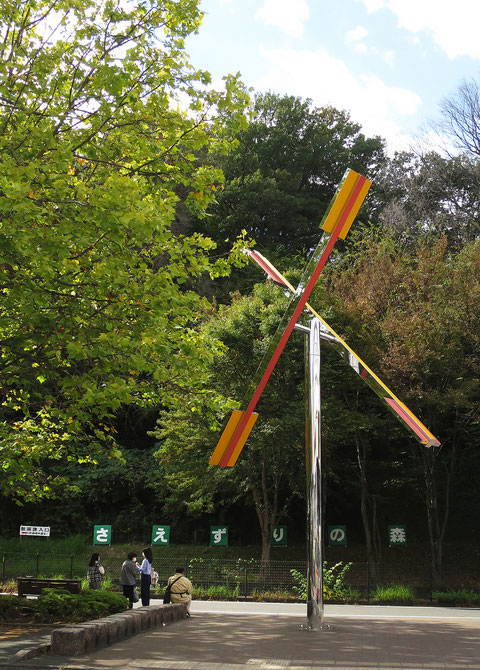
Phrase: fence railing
[{"left": 1, "top": 552, "right": 477, "bottom": 602}]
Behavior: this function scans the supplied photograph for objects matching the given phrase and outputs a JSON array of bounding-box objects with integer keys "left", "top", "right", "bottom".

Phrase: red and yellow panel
[
  {"left": 321, "top": 170, "right": 372, "bottom": 240},
  {"left": 209, "top": 410, "right": 259, "bottom": 467}
]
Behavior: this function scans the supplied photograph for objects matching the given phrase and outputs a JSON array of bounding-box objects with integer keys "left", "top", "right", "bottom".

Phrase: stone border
[{"left": 50, "top": 603, "right": 187, "bottom": 656}]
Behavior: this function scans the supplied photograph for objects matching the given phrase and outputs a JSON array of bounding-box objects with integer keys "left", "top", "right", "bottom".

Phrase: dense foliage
[{"left": 0, "top": 0, "right": 249, "bottom": 500}]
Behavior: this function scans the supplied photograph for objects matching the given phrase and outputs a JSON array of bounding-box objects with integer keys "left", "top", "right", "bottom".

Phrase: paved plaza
[{"left": 1, "top": 602, "right": 480, "bottom": 669}]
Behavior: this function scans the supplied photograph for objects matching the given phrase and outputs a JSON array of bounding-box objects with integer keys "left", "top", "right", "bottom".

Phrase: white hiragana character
[{"left": 95, "top": 527, "right": 109, "bottom": 543}]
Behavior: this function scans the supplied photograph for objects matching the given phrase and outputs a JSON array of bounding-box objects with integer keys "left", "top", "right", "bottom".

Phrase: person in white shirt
[{"left": 136, "top": 547, "right": 153, "bottom": 606}]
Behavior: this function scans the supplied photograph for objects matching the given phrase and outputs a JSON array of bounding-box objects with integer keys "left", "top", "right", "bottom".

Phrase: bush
[
  {"left": 291, "top": 562, "right": 354, "bottom": 601},
  {"left": 372, "top": 585, "right": 416, "bottom": 604},
  {"left": 0, "top": 595, "right": 37, "bottom": 620},
  {"left": 36, "top": 588, "right": 128, "bottom": 622}
]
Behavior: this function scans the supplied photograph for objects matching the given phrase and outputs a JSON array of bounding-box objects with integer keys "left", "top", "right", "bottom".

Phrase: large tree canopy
[
  {"left": 0, "top": 0, "right": 250, "bottom": 500},
  {"left": 195, "top": 92, "right": 386, "bottom": 259}
]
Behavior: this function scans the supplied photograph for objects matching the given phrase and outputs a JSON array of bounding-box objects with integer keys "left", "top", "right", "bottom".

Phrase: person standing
[
  {"left": 120, "top": 551, "right": 139, "bottom": 608},
  {"left": 168, "top": 566, "right": 193, "bottom": 616},
  {"left": 87, "top": 553, "right": 105, "bottom": 590},
  {"left": 137, "top": 547, "right": 153, "bottom": 606}
]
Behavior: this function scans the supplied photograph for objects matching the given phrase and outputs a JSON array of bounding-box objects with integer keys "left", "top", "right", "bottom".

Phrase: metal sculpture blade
[
  {"left": 210, "top": 169, "right": 372, "bottom": 468},
  {"left": 246, "top": 248, "right": 440, "bottom": 448}
]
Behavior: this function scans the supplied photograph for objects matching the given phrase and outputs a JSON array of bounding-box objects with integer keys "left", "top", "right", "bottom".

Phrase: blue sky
[{"left": 186, "top": 0, "right": 480, "bottom": 153}]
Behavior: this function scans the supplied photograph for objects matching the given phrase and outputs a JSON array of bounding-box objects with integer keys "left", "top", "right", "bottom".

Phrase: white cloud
[
  {"left": 346, "top": 25, "right": 368, "bottom": 43},
  {"left": 254, "top": 0, "right": 310, "bottom": 39},
  {"left": 362, "top": 0, "right": 385, "bottom": 10},
  {"left": 359, "top": 0, "right": 480, "bottom": 59},
  {"left": 382, "top": 49, "right": 395, "bottom": 66},
  {"left": 255, "top": 45, "right": 422, "bottom": 153}
]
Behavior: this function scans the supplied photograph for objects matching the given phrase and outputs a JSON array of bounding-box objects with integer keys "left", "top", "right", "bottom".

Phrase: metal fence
[{"left": 1, "top": 553, "right": 478, "bottom": 602}]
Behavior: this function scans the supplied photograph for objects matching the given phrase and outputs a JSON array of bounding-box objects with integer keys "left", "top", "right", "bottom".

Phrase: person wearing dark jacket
[{"left": 120, "top": 551, "right": 140, "bottom": 608}]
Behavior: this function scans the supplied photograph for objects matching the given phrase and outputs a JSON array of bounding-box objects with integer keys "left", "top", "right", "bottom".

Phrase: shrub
[
  {"left": 433, "top": 589, "right": 480, "bottom": 606},
  {"left": 372, "top": 585, "right": 416, "bottom": 604},
  {"left": 36, "top": 588, "right": 128, "bottom": 622},
  {"left": 291, "top": 562, "right": 354, "bottom": 601},
  {"left": 0, "top": 595, "right": 37, "bottom": 620}
]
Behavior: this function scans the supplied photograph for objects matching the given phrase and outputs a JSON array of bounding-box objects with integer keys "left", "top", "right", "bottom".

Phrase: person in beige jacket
[{"left": 168, "top": 566, "right": 193, "bottom": 615}]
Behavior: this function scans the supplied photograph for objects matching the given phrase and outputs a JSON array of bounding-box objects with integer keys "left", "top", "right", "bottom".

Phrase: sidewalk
[
  {"left": 0, "top": 624, "right": 53, "bottom": 664},
  {"left": 2, "top": 602, "right": 480, "bottom": 669}
]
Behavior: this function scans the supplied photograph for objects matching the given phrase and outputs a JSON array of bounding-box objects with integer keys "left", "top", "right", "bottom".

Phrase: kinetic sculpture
[{"left": 208, "top": 169, "right": 440, "bottom": 629}]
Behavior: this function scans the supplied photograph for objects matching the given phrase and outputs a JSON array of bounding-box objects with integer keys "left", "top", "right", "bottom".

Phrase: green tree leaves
[{"left": 0, "top": 0, "right": 249, "bottom": 500}]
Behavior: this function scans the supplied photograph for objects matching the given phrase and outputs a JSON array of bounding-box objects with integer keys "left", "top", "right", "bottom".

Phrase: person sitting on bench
[{"left": 167, "top": 566, "right": 193, "bottom": 615}]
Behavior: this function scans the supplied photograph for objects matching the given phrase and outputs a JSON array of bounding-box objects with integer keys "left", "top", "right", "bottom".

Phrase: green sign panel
[
  {"left": 210, "top": 525, "right": 228, "bottom": 546},
  {"left": 272, "top": 526, "right": 287, "bottom": 546},
  {"left": 328, "top": 525, "right": 347, "bottom": 546},
  {"left": 152, "top": 525, "right": 170, "bottom": 546},
  {"left": 388, "top": 525, "right": 407, "bottom": 546},
  {"left": 93, "top": 525, "right": 111, "bottom": 546}
]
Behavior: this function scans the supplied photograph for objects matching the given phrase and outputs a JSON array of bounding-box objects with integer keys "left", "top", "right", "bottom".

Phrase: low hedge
[{"left": 0, "top": 588, "right": 128, "bottom": 623}]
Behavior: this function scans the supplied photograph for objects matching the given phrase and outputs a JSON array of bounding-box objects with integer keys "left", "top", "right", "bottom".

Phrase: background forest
[{"left": 1, "top": 1, "right": 480, "bottom": 583}]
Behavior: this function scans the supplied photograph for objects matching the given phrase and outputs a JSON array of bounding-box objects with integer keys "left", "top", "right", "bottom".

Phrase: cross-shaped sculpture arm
[{"left": 210, "top": 169, "right": 374, "bottom": 467}]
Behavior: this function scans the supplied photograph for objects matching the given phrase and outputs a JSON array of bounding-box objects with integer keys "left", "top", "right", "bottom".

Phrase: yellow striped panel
[
  {"left": 209, "top": 410, "right": 244, "bottom": 466},
  {"left": 339, "top": 178, "right": 372, "bottom": 239},
  {"left": 321, "top": 170, "right": 359, "bottom": 234},
  {"left": 226, "top": 412, "right": 259, "bottom": 467}
]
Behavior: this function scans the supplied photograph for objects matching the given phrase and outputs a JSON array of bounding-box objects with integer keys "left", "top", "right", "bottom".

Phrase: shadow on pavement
[{"left": 50, "top": 612, "right": 480, "bottom": 669}]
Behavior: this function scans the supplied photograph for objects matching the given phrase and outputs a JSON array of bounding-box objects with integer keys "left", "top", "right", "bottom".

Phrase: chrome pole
[{"left": 305, "top": 317, "right": 323, "bottom": 630}]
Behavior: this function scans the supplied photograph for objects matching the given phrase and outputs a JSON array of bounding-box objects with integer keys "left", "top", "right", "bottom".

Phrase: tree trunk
[
  {"left": 246, "top": 457, "right": 280, "bottom": 572},
  {"left": 421, "top": 428, "right": 457, "bottom": 588},
  {"left": 355, "top": 430, "right": 380, "bottom": 576}
]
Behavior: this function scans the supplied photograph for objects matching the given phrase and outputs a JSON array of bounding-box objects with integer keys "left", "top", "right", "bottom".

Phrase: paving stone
[
  {"left": 50, "top": 626, "right": 85, "bottom": 656},
  {"left": 74, "top": 624, "right": 96, "bottom": 652},
  {"left": 136, "top": 608, "right": 153, "bottom": 630}
]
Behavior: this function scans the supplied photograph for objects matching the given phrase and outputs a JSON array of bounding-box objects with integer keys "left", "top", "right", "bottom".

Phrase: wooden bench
[{"left": 17, "top": 577, "right": 81, "bottom": 598}]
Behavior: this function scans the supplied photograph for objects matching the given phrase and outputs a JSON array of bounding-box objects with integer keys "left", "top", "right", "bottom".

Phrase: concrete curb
[{"left": 45, "top": 603, "right": 186, "bottom": 657}]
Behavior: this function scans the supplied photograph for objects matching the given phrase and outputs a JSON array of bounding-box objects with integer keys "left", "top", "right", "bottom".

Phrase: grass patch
[
  {"left": 192, "top": 584, "right": 240, "bottom": 600},
  {"left": 250, "top": 589, "right": 298, "bottom": 602},
  {"left": 372, "top": 584, "right": 417, "bottom": 604}
]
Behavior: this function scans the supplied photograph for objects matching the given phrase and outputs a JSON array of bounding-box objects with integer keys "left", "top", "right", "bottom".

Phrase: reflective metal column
[{"left": 305, "top": 317, "right": 323, "bottom": 630}]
